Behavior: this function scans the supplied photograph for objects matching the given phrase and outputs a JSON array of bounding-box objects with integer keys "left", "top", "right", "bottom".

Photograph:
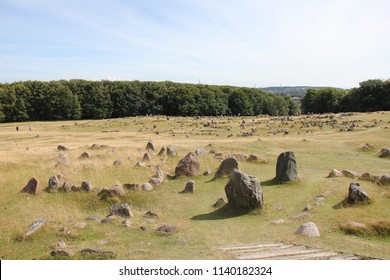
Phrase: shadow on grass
[
  {"left": 260, "top": 177, "right": 279, "bottom": 186},
  {"left": 191, "top": 205, "right": 251, "bottom": 221}
]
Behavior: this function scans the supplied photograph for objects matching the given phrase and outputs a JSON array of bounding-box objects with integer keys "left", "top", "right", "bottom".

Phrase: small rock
[
  {"left": 195, "top": 147, "right": 206, "bottom": 155},
  {"left": 378, "top": 148, "right": 390, "bottom": 158},
  {"left": 98, "top": 185, "right": 125, "bottom": 200},
  {"left": 59, "top": 227, "right": 71, "bottom": 234},
  {"left": 167, "top": 146, "right": 178, "bottom": 157},
  {"left": 149, "top": 177, "right": 160, "bottom": 186},
  {"left": 81, "top": 181, "right": 93, "bottom": 192},
  {"left": 140, "top": 226, "right": 147, "bottom": 231},
  {"left": 79, "top": 152, "right": 90, "bottom": 159},
  {"left": 47, "top": 176, "right": 60, "bottom": 192},
  {"left": 55, "top": 153, "right": 69, "bottom": 167},
  {"left": 295, "top": 222, "right": 320, "bottom": 237},
  {"left": 182, "top": 180, "right": 195, "bottom": 193},
  {"left": 50, "top": 250, "right": 74, "bottom": 257},
  {"left": 57, "top": 145, "right": 69, "bottom": 151},
  {"left": 80, "top": 248, "right": 116, "bottom": 256},
  {"left": 291, "top": 212, "right": 309, "bottom": 220},
  {"left": 212, "top": 197, "right": 226, "bottom": 208},
  {"left": 203, "top": 168, "right": 213, "bottom": 176},
  {"left": 123, "top": 183, "right": 140, "bottom": 190},
  {"left": 345, "top": 221, "right": 367, "bottom": 229},
  {"left": 361, "top": 143, "right": 374, "bottom": 151},
  {"left": 327, "top": 169, "right": 343, "bottom": 178},
  {"left": 101, "top": 215, "right": 117, "bottom": 224},
  {"left": 248, "top": 154, "right": 258, "bottom": 161},
  {"left": 156, "top": 224, "right": 177, "bottom": 234},
  {"left": 60, "top": 181, "right": 73, "bottom": 192},
  {"left": 113, "top": 159, "right": 122, "bottom": 167},
  {"left": 379, "top": 175, "right": 390, "bottom": 186},
  {"left": 109, "top": 203, "right": 133, "bottom": 217},
  {"left": 25, "top": 218, "right": 47, "bottom": 237},
  {"left": 144, "top": 210, "right": 158, "bottom": 218},
  {"left": 135, "top": 161, "right": 146, "bottom": 167},
  {"left": 342, "top": 170, "right": 362, "bottom": 178},
  {"left": 142, "top": 183, "right": 153, "bottom": 191},
  {"left": 20, "top": 178, "right": 39, "bottom": 195}
]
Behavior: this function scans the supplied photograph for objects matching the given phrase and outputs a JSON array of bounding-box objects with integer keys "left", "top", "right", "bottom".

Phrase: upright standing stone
[
  {"left": 145, "top": 140, "right": 155, "bottom": 151},
  {"left": 182, "top": 180, "right": 195, "bottom": 193},
  {"left": 214, "top": 157, "right": 238, "bottom": 179},
  {"left": 21, "top": 178, "right": 40, "bottom": 195},
  {"left": 174, "top": 152, "right": 200, "bottom": 177},
  {"left": 47, "top": 176, "right": 60, "bottom": 192},
  {"left": 348, "top": 183, "right": 371, "bottom": 204},
  {"left": 275, "top": 151, "right": 298, "bottom": 183},
  {"left": 81, "top": 181, "right": 93, "bottom": 192},
  {"left": 225, "top": 169, "right": 263, "bottom": 210},
  {"left": 167, "top": 146, "right": 178, "bottom": 157}
]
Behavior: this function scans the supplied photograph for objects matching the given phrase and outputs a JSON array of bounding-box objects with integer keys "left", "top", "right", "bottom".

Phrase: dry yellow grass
[{"left": 0, "top": 112, "right": 389, "bottom": 259}]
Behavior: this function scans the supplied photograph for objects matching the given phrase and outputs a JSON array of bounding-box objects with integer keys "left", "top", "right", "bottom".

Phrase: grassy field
[{"left": 0, "top": 112, "right": 389, "bottom": 260}]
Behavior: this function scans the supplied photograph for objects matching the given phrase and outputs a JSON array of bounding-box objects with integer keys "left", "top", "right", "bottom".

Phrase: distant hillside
[{"left": 261, "top": 86, "right": 329, "bottom": 97}]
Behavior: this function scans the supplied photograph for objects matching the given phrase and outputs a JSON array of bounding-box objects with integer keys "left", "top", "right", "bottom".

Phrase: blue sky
[{"left": 1, "top": 0, "right": 389, "bottom": 88}]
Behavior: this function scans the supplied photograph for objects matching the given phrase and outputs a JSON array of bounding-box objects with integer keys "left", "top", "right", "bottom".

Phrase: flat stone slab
[{"left": 219, "top": 242, "right": 379, "bottom": 260}]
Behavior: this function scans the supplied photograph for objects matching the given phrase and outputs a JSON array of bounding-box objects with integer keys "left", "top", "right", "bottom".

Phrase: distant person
[{"left": 16, "top": 126, "right": 19, "bottom": 132}]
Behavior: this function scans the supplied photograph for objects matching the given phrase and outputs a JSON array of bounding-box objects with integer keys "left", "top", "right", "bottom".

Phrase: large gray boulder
[
  {"left": 275, "top": 151, "right": 298, "bottom": 183},
  {"left": 225, "top": 169, "right": 263, "bottom": 210},
  {"left": 348, "top": 183, "right": 371, "bottom": 204},
  {"left": 214, "top": 157, "right": 239, "bottom": 179},
  {"left": 174, "top": 152, "right": 200, "bottom": 177},
  {"left": 109, "top": 203, "right": 133, "bottom": 217}
]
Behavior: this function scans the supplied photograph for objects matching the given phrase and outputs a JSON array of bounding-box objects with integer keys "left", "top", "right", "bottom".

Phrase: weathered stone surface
[
  {"left": 225, "top": 169, "right": 263, "bottom": 210},
  {"left": 379, "top": 175, "right": 390, "bottom": 186},
  {"left": 174, "top": 152, "right": 201, "bottom": 177},
  {"left": 182, "top": 180, "right": 195, "bottom": 193},
  {"left": 149, "top": 177, "right": 160, "bottom": 186},
  {"left": 101, "top": 215, "right": 117, "bottom": 224},
  {"left": 272, "top": 219, "right": 285, "bottom": 225},
  {"left": 144, "top": 210, "right": 158, "bottom": 218},
  {"left": 195, "top": 147, "right": 206, "bottom": 155},
  {"left": 145, "top": 140, "right": 155, "bottom": 151},
  {"left": 123, "top": 183, "right": 140, "bottom": 190},
  {"left": 348, "top": 183, "right": 371, "bottom": 204},
  {"left": 378, "top": 148, "right": 390, "bottom": 158},
  {"left": 345, "top": 221, "right": 367, "bottom": 229},
  {"left": 60, "top": 181, "right": 73, "bottom": 192},
  {"left": 214, "top": 157, "right": 239, "bottom": 179},
  {"left": 74, "top": 222, "right": 87, "bottom": 229},
  {"left": 81, "top": 180, "right": 93, "bottom": 192},
  {"left": 212, "top": 197, "right": 226, "bottom": 208},
  {"left": 151, "top": 165, "right": 164, "bottom": 184},
  {"left": 327, "top": 169, "right": 343, "bottom": 178},
  {"left": 156, "top": 224, "right": 177, "bottom": 234},
  {"left": 122, "top": 219, "right": 132, "bottom": 227},
  {"left": 291, "top": 212, "right": 309, "bottom": 220},
  {"left": 21, "top": 178, "right": 39, "bottom": 195},
  {"left": 47, "top": 176, "right": 60, "bottom": 192},
  {"left": 203, "top": 168, "right": 213, "bottom": 176},
  {"left": 142, "top": 182, "right": 153, "bottom": 191},
  {"left": 113, "top": 159, "right": 122, "bottom": 167},
  {"left": 109, "top": 203, "right": 133, "bottom": 217},
  {"left": 295, "top": 222, "right": 320, "bottom": 237},
  {"left": 167, "top": 146, "right": 178, "bottom": 157},
  {"left": 85, "top": 215, "right": 101, "bottom": 221},
  {"left": 276, "top": 151, "right": 298, "bottom": 183},
  {"left": 248, "top": 154, "right": 258, "bottom": 161},
  {"left": 25, "top": 218, "right": 47, "bottom": 237},
  {"left": 342, "top": 170, "right": 362, "bottom": 178}
]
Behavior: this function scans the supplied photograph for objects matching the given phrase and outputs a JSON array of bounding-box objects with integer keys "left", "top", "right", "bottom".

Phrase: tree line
[
  {"left": 301, "top": 79, "right": 390, "bottom": 114},
  {"left": 0, "top": 80, "right": 300, "bottom": 122}
]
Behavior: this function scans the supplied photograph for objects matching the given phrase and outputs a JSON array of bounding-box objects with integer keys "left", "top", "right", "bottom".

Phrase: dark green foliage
[
  {"left": 301, "top": 79, "right": 389, "bottom": 114},
  {"left": 2, "top": 78, "right": 386, "bottom": 122}
]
